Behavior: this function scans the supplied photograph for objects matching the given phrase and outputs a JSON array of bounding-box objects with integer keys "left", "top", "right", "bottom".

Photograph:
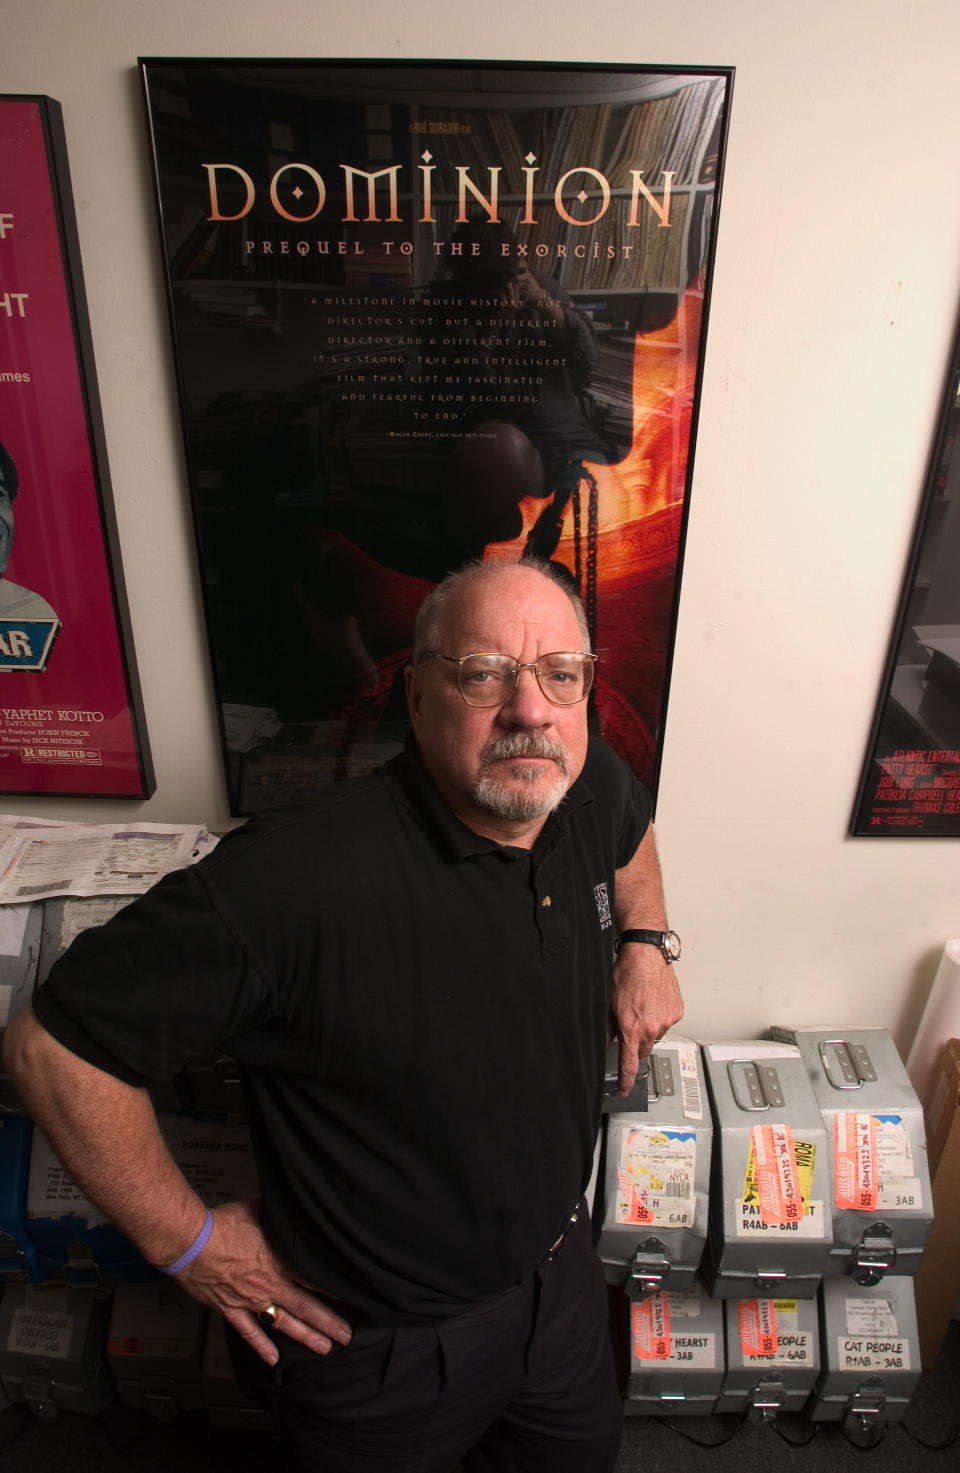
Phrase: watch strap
[{"left": 619, "top": 928, "right": 681, "bottom": 963}]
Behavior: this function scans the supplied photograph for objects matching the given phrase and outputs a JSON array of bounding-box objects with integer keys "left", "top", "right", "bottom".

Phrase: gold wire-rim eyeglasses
[{"left": 420, "top": 651, "right": 597, "bottom": 707}]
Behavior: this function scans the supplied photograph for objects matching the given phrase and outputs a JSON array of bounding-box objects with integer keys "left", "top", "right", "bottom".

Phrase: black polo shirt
[{"left": 33, "top": 737, "right": 650, "bottom": 1324}]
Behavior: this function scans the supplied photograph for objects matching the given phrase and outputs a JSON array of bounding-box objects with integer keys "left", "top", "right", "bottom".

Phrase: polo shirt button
[{"left": 541, "top": 896, "right": 551, "bottom": 907}]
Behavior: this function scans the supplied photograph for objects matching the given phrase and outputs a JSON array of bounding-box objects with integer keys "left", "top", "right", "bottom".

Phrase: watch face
[{"left": 663, "top": 930, "right": 682, "bottom": 961}]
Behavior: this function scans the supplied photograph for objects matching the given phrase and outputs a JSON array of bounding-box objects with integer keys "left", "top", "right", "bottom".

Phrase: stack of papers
[{"left": 0, "top": 816, "right": 216, "bottom": 905}]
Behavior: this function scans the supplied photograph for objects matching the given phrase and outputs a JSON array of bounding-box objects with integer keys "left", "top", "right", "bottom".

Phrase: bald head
[{"left": 413, "top": 559, "right": 590, "bottom": 666}]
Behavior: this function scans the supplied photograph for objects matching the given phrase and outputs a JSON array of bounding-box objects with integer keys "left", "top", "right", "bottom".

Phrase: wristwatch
[{"left": 619, "top": 928, "right": 682, "bottom": 964}]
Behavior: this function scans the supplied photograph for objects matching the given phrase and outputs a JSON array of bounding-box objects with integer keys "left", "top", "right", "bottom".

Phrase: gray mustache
[{"left": 480, "top": 732, "right": 569, "bottom": 772}]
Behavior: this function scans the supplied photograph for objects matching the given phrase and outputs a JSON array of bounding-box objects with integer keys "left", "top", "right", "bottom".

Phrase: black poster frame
[
  {"left": 140, "top": 58, "right": 733, "bottom": 815},
  {"left": 851, "top": 312, "right": 960, "bottom": 837}
]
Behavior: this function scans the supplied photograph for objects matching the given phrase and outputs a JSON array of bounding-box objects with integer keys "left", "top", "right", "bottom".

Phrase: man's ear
[{"left": 404, "top": 662, "right": 422, "bottom": 732}]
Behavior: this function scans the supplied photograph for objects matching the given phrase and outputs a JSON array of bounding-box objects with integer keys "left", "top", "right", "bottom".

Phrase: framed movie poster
[
  {"left": 141, "top": 59, "right": 733, "bottom": 815},
  {"left": 0, "top": 96, "right": 154, "bottom": 798},
  {"left": 851, "top": 315, "right": 960, "bottom": 836}
]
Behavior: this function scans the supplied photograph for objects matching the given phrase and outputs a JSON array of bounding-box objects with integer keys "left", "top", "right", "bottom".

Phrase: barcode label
[
  {"left": 15, "top": 879, "right": 70, "bottom": 898},
  {"left": 681, "top": 1076, "right": 701, "bottom": 1117},
  {"left": 676, "top": 1041, "right": 704, "bottom": 1121},
  {"left": 662, "top": 1176, "right": 693, "bottom": 1199}
]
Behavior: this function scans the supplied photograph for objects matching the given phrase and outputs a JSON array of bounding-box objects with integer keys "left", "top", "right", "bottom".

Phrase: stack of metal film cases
[
  {"left": 0, "top": 901, "right": 936, "bottom": 1431},
  {"left": 595, "top": 1028, "right": 933, "bottom": 1429}
]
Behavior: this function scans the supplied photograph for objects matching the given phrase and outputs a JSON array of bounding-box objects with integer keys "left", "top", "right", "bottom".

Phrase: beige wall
[{"left": 3, "top": 1, "right": 960, "bottom": 1047}]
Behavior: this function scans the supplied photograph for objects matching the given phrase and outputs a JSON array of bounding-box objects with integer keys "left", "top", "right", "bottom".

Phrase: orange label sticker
[
  {"left": 631, "top": 1293, "right": 672, "bottom": 1360},
  {"left": 834, "top": 1112, "right": 879, "bottom": 1211},
  {"left": 739, "top": 1299, "right": 778, "bottom": 1358},
  {"left": 750, "top": 1123, "right": 804, "bottom": 1225},
  {"left": 617, "top": 1168, "right": 655, "bottom": 1224}
]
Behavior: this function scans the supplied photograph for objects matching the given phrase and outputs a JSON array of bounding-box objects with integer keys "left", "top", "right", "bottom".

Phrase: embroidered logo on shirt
[{"left": 594, "top": 882, "right": 612, "bottom": 930}]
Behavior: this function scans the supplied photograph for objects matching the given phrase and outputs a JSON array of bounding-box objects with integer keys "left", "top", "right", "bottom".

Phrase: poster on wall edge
[
  {"left": 0, "top": 94, "right": 154, "bottom": 799},
  {"left": 851, "top": 313, "right": 960, "bottom": 836}
]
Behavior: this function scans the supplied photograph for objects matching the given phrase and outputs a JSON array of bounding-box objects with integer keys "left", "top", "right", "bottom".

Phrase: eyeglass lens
[{"left": 458, "top": 653, "right": 594, "bottom": 706}]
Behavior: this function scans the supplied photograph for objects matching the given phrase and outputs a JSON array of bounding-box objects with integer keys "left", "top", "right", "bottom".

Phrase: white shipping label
[
  {"left": 746, "top": 1331, "right": 815, "bottom": 1367},
  {"left": 615, "top": 1124, "right": 696, "bottom": 1229},
  {"left": 878, "top": 1177, "right": 924, "bottom": 1211},
  {"left": 837, "top": 1336, "right": 911, "bottom": 1373},
  {"left": 874, "top": 1115, "right": 922, "bottom": 1211},
  {"left": 6, "top": 1288, "right": 75, "bottom": 1360},
  {"left": 0, "top": 903, "right": 30, "bottom": 957},
  {"left": 664, "top": 1288, "right": 702, "bottom": 1319},
  {"left": 845, "top": 1297, "right": 899, "bottom": 1337},
  {"left": 874, "top": 1116, "right": 913, "bottom": 1176},
  {"left": 673, "top": 1039, "right": 704, "bottom": 1121},
  {"left": 161, "top": 1118, "right": 259, "bottom": 1204},
  {"left": 667, "top": 1332, "right": 717, "bottom": 1367},
  {"left": 26, "top": 1129, "right": 108, "bottom": 1227},
  {"left": 707, "top": 1043, "right": 801, "bottom": 1062},
  {"left": 735, "top": 1199, "right": 826, "bottom": 1239},
  {"left": 743, "top": 1304, "right": 815, "bottom": 1367},
  {"left": 630, "top": 1294, "right": 714, "bottom": 1364},
  {"left": 58, "top": 895, "right": 135, "bottom": 952}
]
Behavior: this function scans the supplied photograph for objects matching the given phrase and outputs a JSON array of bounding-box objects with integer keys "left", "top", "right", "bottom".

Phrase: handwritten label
[
  {"left": 739, "top": 1298, "right": 778, "bottom": 1357},
  {"left": 6, "top": 1288, "right": 74, "bottom": 1360},
  {"left": 743, "top": 1125, "right": 812, "bottom": 1226},
  {"left": 835, "top": 1112, "right": 878, "bottom": 1210},
  {"left": 735, "top": 1198, "right": 826, "bottom": 1239},
  {"left": 631, "top": 1293, "right": 671, "bottom": 1360},
  {"left": 837, "top": 1337, "right": 911, "bottom": 1372}
]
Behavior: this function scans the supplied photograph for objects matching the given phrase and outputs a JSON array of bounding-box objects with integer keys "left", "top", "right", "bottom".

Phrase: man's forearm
[
  {"left": 4, "top": 1005, "right": 352, "bottom": 1367},
  {"left": 3, "top": 1005, "right": 206, "bottom": 1267},
  {"left": 611, "top": 822, "right": 684, "bottom": 1092},
  {"left": 614, "top": 823, "right": 670, "bottom": 930}
]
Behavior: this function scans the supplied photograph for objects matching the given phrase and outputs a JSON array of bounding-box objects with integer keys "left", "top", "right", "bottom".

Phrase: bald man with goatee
[{"left": 6, "top": 558, "right": 682, "bottom": 1473}]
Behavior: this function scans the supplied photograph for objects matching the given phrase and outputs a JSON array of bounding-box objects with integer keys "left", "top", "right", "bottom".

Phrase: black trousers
[{"left": 227, "top": 1205, "right": 623, "bottom": 1473}]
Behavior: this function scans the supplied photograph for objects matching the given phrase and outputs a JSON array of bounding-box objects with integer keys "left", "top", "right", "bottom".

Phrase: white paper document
[{"left": 0, "top": 818, "right": 212, "bottom": 903}]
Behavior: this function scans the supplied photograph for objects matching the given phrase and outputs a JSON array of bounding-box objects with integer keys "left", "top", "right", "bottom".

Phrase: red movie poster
[
  {"left": 0, "top": 97, "right": 153, "bottom": 798},
  {"left": 141, "top": 61, "right": 732, "bottom": 815}
]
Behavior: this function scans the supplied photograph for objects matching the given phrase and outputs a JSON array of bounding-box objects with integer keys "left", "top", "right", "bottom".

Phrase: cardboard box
[{"left": 913, "top": 1038, "right": 960, "bottom": 1368}]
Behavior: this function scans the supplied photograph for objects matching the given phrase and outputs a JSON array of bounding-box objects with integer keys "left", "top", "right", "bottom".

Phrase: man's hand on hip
[{"left": 178, "top": 1197, "right": 352, "bottom": 1366}]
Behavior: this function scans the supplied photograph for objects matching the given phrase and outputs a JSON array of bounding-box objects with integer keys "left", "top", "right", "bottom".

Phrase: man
[
  {"left": 0, "top": 439, "right": 59, "bottom": 622},
  {"left": 4, "top": 559, "right": 682, "bottom": 1472}
]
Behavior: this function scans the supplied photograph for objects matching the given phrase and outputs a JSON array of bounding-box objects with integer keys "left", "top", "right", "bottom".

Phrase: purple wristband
[{"left": 161, "top": 1209, "right": 214, "bottom": 1276}]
